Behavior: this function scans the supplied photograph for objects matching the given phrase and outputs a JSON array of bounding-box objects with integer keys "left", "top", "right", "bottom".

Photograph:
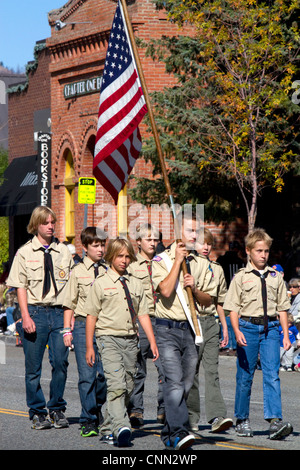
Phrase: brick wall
[{"left": 8, "top": 49, "right": 51, "bottom": 162}]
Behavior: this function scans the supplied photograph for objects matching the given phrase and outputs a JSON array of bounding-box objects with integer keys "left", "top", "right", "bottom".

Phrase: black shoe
[
  {"left": 116, "top": 427, "right": 131, "bottom": 447},
  {"left": 129, "top": 411, "right": 144, "bottom": 428}
]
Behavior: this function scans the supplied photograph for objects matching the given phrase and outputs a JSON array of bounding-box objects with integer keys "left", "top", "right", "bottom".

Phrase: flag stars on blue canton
[{"left": 101, "top": 4, "right": 132, "bottom": 89}]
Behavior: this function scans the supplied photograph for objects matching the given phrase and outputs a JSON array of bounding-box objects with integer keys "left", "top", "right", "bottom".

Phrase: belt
[
  {"left": 240, "top": 316, "right": 277, "bottom": 325},
  {"left": 156, "top": 318, "right": 190, "bottom": 330}
]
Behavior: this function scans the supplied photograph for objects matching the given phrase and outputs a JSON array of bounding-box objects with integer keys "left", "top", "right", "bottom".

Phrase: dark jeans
[
  {"left": 155, "top": 321, "right": 198, "bottom": 446},
  {"left": 72, "top": 319, "right": 107, "bottom": 424},
  {"left": 20, "top": 305, "right": 69, "bottom": 420},
  {"left": 128, "top": 317, "right": 164, "bottom": 416}
]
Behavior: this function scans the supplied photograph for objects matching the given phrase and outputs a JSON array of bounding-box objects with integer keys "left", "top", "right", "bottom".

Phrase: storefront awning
[{"left": 0, "top": 155, "right": 38, "bottom": 216}]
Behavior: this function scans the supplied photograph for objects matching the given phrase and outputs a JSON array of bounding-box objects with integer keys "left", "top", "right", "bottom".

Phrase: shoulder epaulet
[{"left": 211, "top": 259, "right": 220, "bottom": 266}]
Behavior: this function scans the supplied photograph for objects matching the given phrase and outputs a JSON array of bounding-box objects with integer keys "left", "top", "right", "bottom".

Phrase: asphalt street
[{"left": 1, "top": 336, "right": 299, "bottom": 457}]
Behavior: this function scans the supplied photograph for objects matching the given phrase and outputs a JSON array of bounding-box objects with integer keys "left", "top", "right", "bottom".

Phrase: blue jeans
[
  {"left": 72, "top": 319, "right": 107, "bottom": 424},
  {"left": 235, "top": 318, "right": 282, "bottom": 421},
  {"left": 155, "top": 321, "right": 198, "bottom": 446},
  {"left": 20, "top": 305, "right": 69, "bottom": 420},
  {"left": 5, "top": 306, "right": 15, "bottom": 326}
]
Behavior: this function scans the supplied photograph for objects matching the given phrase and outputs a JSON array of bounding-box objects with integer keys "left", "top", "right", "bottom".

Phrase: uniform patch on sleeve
[{"left": 152, "top": 256, "right": 162, "bottom": 262}]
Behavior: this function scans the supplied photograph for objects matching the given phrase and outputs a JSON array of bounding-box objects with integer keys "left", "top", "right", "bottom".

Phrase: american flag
[{"left": 93, "top": 0, "right": 147, "bottom": 204}]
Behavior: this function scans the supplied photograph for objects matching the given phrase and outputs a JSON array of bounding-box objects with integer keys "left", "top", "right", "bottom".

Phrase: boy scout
[
  {"left": 63, "top": 227, "right": 107, "bottom": 437},
  {"left": 127, "top": 223, "right": 165, "bottom": 427},
  {"left": 85, "top": 238, "right": 159, "bottom": 447},
  {"left": 152, "top": 211, "right": 216, "bottom": 450},
  {"left": 187, "top": 228, "right": 233, "bottom": 433},
  {"left": 7, "top": 206, "right": 73, "bottom": 430},
  {"left": 224, "top": 228, "right": 293, "bottom": 440}
]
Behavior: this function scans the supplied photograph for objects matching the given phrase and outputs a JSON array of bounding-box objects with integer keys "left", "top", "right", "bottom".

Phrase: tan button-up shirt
[
  {"left": 223, "top": 261, "right": 291, "bottom": 317},
  {"left": 127, "top": 252, "right": 156, "bottom": 316},
  {"left": 210, "top": 260, "right": 227, "bottom": 306},
  {"left": 7, "top": 236, "right": 73, "bottom": 306},
  {"left": 85, "top": 267, "right": 149, "bottom": 337},
  {"left": 63, "top": 256, "right": 107, "bottom": 317},
  {"left": 152, "top": 243, "right": 217, "bottom": 321}
]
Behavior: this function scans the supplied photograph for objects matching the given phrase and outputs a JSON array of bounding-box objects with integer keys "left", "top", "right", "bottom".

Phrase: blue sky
[{"left": 0, "top": 1, "right": 65, "bottom": 72}]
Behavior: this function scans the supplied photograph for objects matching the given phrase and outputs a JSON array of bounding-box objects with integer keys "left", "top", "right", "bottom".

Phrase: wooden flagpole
[{"left": 119, "top": 0, "right": 202, "bottom": 342}]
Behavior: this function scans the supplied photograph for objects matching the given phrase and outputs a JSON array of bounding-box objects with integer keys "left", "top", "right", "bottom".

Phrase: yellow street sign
[{"left": 78, "top": 177, "right": 96, "bottom": 204}]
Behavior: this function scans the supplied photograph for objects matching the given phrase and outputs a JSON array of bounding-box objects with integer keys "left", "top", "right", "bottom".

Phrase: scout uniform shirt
[
  {"left": 84, "top": 267, "right": 149, "bottom": 337},
  {"left": 63, "top": 257, "right": 107, "bottom": 317},
  {"left": 223, "top": 261, "right": 291, "bottom": 317},
  {"left": 209, "top": 260, "right": 227, "bottom": 306},
  {"left": 7, "top": 236, "right": 73, "bottom": 306},
  {"left": 152, "top": 242, "right": 217, "bottom": 322},
  {"left": 127, "top": 252, "right": 156, "bottom": 316}
]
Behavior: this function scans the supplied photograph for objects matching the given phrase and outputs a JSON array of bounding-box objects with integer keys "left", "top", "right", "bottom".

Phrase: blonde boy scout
[
  {"left": 62, "top": 227, "right": 107, "bottom": 437},
  {"left": 85, "top": 238, "right": 159, "bottom": 447},
  {"left": 224, "top": 227, "right": 292, "bottom": 440},
  {"left": 7, "top": 206, "right": 73, "bottom": 430},
  {"left": 152, "top": 211, "right": 216, "bottom": 450},
  {"left": 127, "top": 223, "right": 165, "bottom": 427}
]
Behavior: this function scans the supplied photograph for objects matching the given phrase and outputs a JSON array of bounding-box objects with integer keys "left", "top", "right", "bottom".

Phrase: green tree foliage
[{"left": 131, "top": 0, "right": 300, "bottom": 230}]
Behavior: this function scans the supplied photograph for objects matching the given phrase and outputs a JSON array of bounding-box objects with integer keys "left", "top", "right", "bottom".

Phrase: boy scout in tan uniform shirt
[
  {"left": 8, "top": 236, "right": 71, "bottom": 306},
  {"left": 84, "top": 266, "right": 149, "bottom": 337},
  {"left": 186, "top": 227, "right": 233, "bottom": 434},
  {"left": 127, "top": 243, "right": 165, "bottom": 427},
  {"left": 152, "top": 244, "right": 216, "bottom": 321},
  {"left": 224, "top": 261, "right": 290, "bottom": 319},
  {"left": 85, "top": 237, "right": 159, "bottom": 447},
  {"left": 151, "top": 213, "right": 217, "bottom": 450},
  {"left": 6, "top": 206, "right": 72, "bottom": 430},
  {"left": 63, "top": 257, "right": 107, "bottom": 319},
  {"left": 128, "top": 252, "right": 156, "bottom": 316},
  {"left": 223, "top": 228, "right": 292, "bottom": 441}
]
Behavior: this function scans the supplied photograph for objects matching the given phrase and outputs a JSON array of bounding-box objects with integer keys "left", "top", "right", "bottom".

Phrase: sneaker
[
  {"left": 235, "top": 419, "right": 253, "bottom": 437},
  {"left": 174, "top": 434, "right": 195, "bottom": 450},
  {"left": 286, "top": 367, "right": 293, "bottom": 372},
  {"left": 49, "top": 410, "right": 69, "bottom": 429},
  {"left": 116, "top": 427, "right": 131, "bottom": 447},
  {"left": 100, "top": 433, "right": 115, "bottom": 445},
  {"left": 80, "top": 422, "right": 98, "bottom": 437},
  {"left": 31, "top": 414, "right": 52, "bottom": 430},
  {"left": 211, "top": 417, "right": 233, "bottom": 433},
  {"left": 165, "top": 433, "right": 195, "bottom": 450},
  {"left": 269, "top": 420, "right": 293, "bottom": 440},
  {"left": 280, "top": 366, "right": 286, "bottom": 371},
  {"left": 129, "top": 411, "right": 144, "bottom": 428}
]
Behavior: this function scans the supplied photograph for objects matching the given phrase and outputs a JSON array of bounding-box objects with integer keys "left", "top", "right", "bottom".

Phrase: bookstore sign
[
  {"left": 37, "top": 132, "right": 51, "bottom": 207},
  {"left": 63, "top": 76, "right": 102, "bottom": 100}
]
